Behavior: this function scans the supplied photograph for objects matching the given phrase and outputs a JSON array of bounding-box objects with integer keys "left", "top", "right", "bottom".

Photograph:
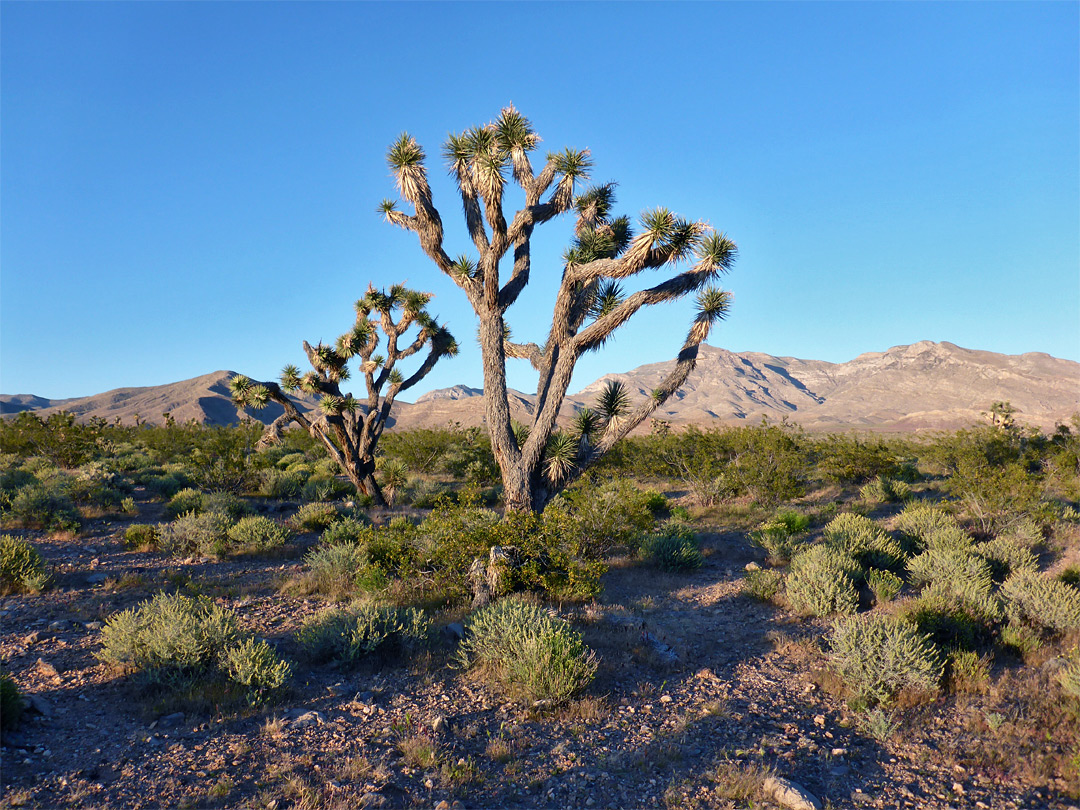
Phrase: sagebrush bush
[
  {"left": 0, "top": 534, "right": 50, "bottom": 594},
  {"left": 922, "top": 525, "right": 974, "bottom": 553},
  {"left": 164, "top": 487, "right": 206, "bottom": 520},
  {"left": 301, "top": 542, "right": 382, "bottom": 598},
  {"left": 748, "top": 510, "right": 809, "bottom": 565},
  {"left": 6, "top": 483, "right": 80, "bottom": 532},
  {"left": 901, "top": 584, "right": 994, "bottom": 650},
  {"left": 822, "top": 513, "right": 906, "bottom": 570},
  {"left": 743, "top": 568, "right": 784, "bottom": 601},
  {"left": 894, "top": 503, "right": 957, "bottom": 545},
  {"left": 124, "top": 523, "right": 158, "bottom": 550},
  {"left": 827, "top": 614, "right": 943, "bottom": 707},
  {"left": 1001, "top": 571, "right": 1080, "bottom": 634},
  {"left": 860, "top": 476, "right": 911, "bottom": 504},
  {"left": 97, "top": 592, "right": 288, "bottom": 703},
  {"left": 157, "top": 511, "right": 234, "bottom": 558},
  {"left": 226, "top": 516, "right": 290, "bottom": 552},
  {"left": 1, "top": 670, "right": 22, "bottom": 730},
  {"left": 784, "top": 544, "right": 860, "bottom": 617},
  {"left": 289, "top": 502, "right": 340, "bottom": 532},
  {"left": 296, "top": 604, "right": 430, "bottom": 663},
  {"left": 456, "top": 597, "right": 597, "bottom": 704},
  {"left": 948, "top": 649, "right": 991, "bottom": 694},
  {"left": 975, "top": 536, "right": 1038, "bottom": 581},
  {"left": 866, "top": 568, "right": 903, "bottom": 604},
  {"left": 639, "top": 520, "right": 702, "bottom": 572},
  {"left": 258, "top": 468, "right": 304, "bottom": 499},
  {"left": 319, "top": 516, "right": 371, "bottom": 546}
]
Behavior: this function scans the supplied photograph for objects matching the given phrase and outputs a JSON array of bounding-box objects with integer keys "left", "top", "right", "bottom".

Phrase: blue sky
[{"left": 2, "top": 2, "right": 1077, "bottom": 401}]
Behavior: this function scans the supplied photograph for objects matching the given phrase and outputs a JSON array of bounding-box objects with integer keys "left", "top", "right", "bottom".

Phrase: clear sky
[{"left": 2, "top": 2, "right": 1077, "bottom": 402}]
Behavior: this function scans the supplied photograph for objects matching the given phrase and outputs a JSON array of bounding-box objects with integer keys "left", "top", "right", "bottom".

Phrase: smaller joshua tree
[{"left": 231, "top": 284, "right": 457, "bottom": 506}]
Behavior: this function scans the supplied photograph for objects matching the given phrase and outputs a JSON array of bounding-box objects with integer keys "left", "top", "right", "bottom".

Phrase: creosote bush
[
  {"left": 97, "top": 592, "right": 289, "bottom": 704},
  {"left": 124, "top": 524, "right": 158, "bottom": 550},
  {"left": 822, "top": 512, "right": 906, "bottom": 570},
  {"left": 6, "top": 483, "right": 80, "bottom": 533},
  {"left": 784, "top": 544, "right": 860, "bottom": 617},
  {"left": 827, "top": 614, "right": 943, "bottom": 707},
  {"left": 638, "top": 519, "right": 702, "bottom": 572},
  {"left": 289, "top": 502, "right": 341, "bottom": 532},
  {"left": 456, "top": 597, "right": 597, "bottom": 704},
  {"left": 743, "top": 568, "right": 784, "bottom": 602},
  {"left": 866, "top": 568, "right": 903, "bottom": 604},
  {"left": 226, "top": 516, "right": 291, "bottom": 552},
  {"left": 157, "top": 511, "right": 234, "bottom": 558},
  {"left": 0, "top": 534, "right": 50, "bottom": 594},
  {"left": 296, "top": 603, "right": 431, "bottom": 664},
  {"left": 748, "top": 510, "right": 809, "bottom": 565}
]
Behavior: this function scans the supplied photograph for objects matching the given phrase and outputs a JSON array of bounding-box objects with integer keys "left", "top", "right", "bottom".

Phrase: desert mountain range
[{"left": 2, "top": 342, "right": 1077, "bottom": 433}]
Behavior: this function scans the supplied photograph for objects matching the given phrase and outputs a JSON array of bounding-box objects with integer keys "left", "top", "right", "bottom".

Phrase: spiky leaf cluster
[
  {"left": 822, "top": 513, "right": 906, "bottom": 570},
  {"left": 1001, "top": 571, "right": 1080, "bottom": 634},
  {"left": 785, "top": 544, "right": 860, "bottom": 617}
]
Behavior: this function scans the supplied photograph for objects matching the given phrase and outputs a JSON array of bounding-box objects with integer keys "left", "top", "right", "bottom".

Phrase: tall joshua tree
[
  {"left": 381, "top": 106, "right": 737, "bottom": 513},
  {"left": 230, "top": 284, "right": 457, "bottom": 506}
]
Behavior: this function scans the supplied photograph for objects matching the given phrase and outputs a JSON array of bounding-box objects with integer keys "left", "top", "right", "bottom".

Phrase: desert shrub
[
  {"left": 302, "top": 542, "right": 383, "bottom": 598},
  {"left": 68, "top": 462, "right": 131, "bottom": 509},
  {"left": 822, "top": 513, "right": 906, "bottom": 570},
  {"left": 860, "top": 476, "right": 912, "bottom": 504},
  {"left": 277, "top": 452, "right": 309, "bottom": 470},
  {"left": 289, "top": 502, "right": 340, "bottom": 532},
  {"left": 97, "top": 592, "right": 288, "bottom": 704},
  {"left": 301, "top": 475, "right": 353, "bottom": 503},
  {"left": 0, "top": 465, "right": 38, "bottom": 510},
  {"left": 894, "top": 503, "right": 958, "bottom": 545},
  {"left": 999, "top": 621, "right": 1042, "bottom": 659},
  {"left": 1057, "top": 646, "right": 1080, "bottom": 700},
  {"left": 743, "top": 568, "right": 784, "bottom": 601},
  {"left": 157, "top": 511, "right": 234, "bottom": 558},
  {"left": 296, "top": 604, "right": 430, "bottom": 663},
  {"left": 258, "top": 468, "right": 304, "bottom": 499},
  {"left": 784, "top": 544, "right": 860, "bottom": 617},
  {"left": 827, "top": 614, "right": 943, "bottom": 707},
  {"left": 319, "top": 516, "right": 371, "bottom": 546},
  {"left": 922, "top": 525, "right": 974, "bottom": 553},
  {"left": 1, "top": 670, "right": 22, "bottom": 730},
  {"left": 748, "top": 510, "right": 809, "bottom": 565},
  {"left": 553, "top": 479, "right": 658, "bottom": 553},
  {"left": 6, "top": 483, "right": 80, "bottom": 532},
  {"left": 456, "top": 597, "right": 597, "bottom": 704},
  {"left": 1001, "top": 515, "right": 1043, "bottom": 548},
  {"left": 906, "top": 547, "right": 1002, "bottom": 625},
  {"left": 144, "top": 472, "right": 188, "bottom": 500},
  {"left": 0, "top": 534, "right": 50, "bottom": 594},
  {"left": 947, "top": 650, "right": 991, "bottom": 693},
  {"left": 975, "top": 537, "right": 1038, "bottom": 582},
  {"left": 1001, "top": 571, "right": 1080, "bottom": 634},
  {"left": 812, "top": 435, "right": 899, "bottom": 485},
  {"left": 164, "top": 488, "right": 206, "bottom": 520},
  {"left": 202, "top": 491, "right": 251, "bottom": 521},
  {"left": 405, "top": 479, "right": 453, "bottom": 509},
  {"left": 226, "top": 516, "right": 290, "bottom": 552},
  {"left": 124, "top": 524, "right": 158, "bottom": 550},
  {"left": 639, "top": 519, "right": 702, "bottom": 572},
  {"left": 866, "top": 568, "right": 903, "bottom": 604},
  {"left": 901, "top": 584, "right": 994, "bottom": 650}
]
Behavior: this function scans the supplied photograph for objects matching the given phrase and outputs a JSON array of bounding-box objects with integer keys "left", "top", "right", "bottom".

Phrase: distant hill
[{"left": 3, "top": 342, "right": 1078, "bottom": 433}]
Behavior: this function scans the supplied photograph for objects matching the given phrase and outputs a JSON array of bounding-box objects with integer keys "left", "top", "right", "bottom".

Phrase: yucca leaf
[
  {"left": 386, "top": 133, "right": 425, "bottom": 170},
  {"left": 696, "top": 287, "right": 732, "bottom": 323},
  {"left": 588, "top": 279, "right": 625, "bottom": 320},
  {"left": 695, "top": 232, "right": 738, "bottom": 275},
  {"left": 544, "top": 432, "right": 578, "bottom": 484},
  {"left": 280, "top": 365, "right": 301, "bottom": 392},
  {"left": 597, "top": 380, "right": 630, "bottom": 423},
  {"left": 388, "top": 369, "right": 404, "bottom": 386}
]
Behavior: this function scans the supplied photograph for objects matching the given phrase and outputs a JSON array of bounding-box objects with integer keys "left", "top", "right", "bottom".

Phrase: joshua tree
[
  {"left": 380, "top": 107, "right": 737, "bottom": 513},
  {"left": 230, "top": 284, "right": 457, "bottom": 506}
]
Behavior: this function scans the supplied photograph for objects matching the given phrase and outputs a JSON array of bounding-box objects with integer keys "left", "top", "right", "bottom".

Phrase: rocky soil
[{"left": 1, "top": 495, "right": 1074, "bottom": 809}]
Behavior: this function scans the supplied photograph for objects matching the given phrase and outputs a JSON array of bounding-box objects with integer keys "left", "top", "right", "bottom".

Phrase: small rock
[
  {"left": 84, "top": 622, "right": 103, "bottom": 631},
  {"left": 85, "top": 573, "right": 108, "bottom": 585},
  {"left": 24, "top": 695, "right": 53, "bottom": 717},
  {"left": 47, "top": 620, "right": 67, "bottom": 632},
  {"left": 34, "top": 659, "right": 61, "bottom": 681},
  {"left": 432, "top": 715, "right": 449, "bottom": 735},
  {"left": 292, "top": 711, "right": 324, "bottom": 729},
  {"left": 763, "top": 775, "right": 821, "bottom": 810},
  {"left": 952, "top": 781, "right": 964, "bottom": 795},
  {"left": 659, "top": 694, "right": 673, "bottom": 704},
  {"left": 813, "top": 714, "right": 826, "bottom": 727},
  {"left": 435, "top": 802, "right": 451, "bottom": 810},
  {"left": 22, "top": 632, "right": 41, "bottom": 646},
  {"left": 444, "top": 622, "right": 466, "bottom": 640},
  {"left": 831, "top": 747, "right": 847, "bottom": 757},
  {"left": 159, "top": 712, "right": 186, "bottom": 727},
  {"left": 745, "top": 561, "right": 762, "bottom": 572},
  {"left": 828, "top": 765, "right": 849, "bottom": 777},
  {"left": 358, "top": 793, "right": 387, "bottom": 808}
]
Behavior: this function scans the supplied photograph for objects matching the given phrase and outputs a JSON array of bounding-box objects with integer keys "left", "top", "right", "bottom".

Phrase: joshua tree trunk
[{"left": 381, "top": 107, "right": 737, "bottom": 514}]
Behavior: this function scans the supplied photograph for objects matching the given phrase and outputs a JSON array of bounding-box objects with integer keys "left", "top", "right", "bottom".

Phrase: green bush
[
  {"left": 301, "top": 475, "right": 354, "bottom": 502},
  {"left": 277, "top": 452, "right": 309, "bottom": 470},
  {"left": 894, "top": 503, "right": 957, "bottom": 546},
  {"left": 784, "top": 544, "right": 860, "bottom": 617},
  {"left": 289, "top": 502, "right": 340, "bottom": 532},
  {"left": 296, "top": 603, "right": 430, "bottom": 663},
  {"left": 743, "top": 568, "right": 784, "bottom": 601},
  {"left": 999, "top": 621, "right": 1042, "bottom": 659},
  {"left": 827, "top": 614, "right": 943, "bottom": 707},
  {"left": 639, "top": 520, "right": 702, "bottom": 572},
  {"left": 258, "top": 468, "right": 304, "bottom": 498},
  {"left": 456, "top": 597, "right": 597, "bottom": 704},
  {"left": 974, "top": 537, "right": 1038, "bottom": 582},
  {"left": 302, "top": 542, "right": 382, "bottom": 598},
  {"left": 822, "top": 513, "right": 905, "bottom": 570},
  {"left": 1001, "top": 515, "right": 1043, "bottom": 548},
  {"left": 553, "top": 479, "right": 659, "bottom": 554},
  {"left": 1001, "top": 571, "right": 1080, "bottom": 634},
  {"left": 1, "top": 670, "right": 22, "bottom": 730},
  {"left": 124, "top": 524, "right": 158, "bottom": 550},
  {"left": 97, "top": 592, "right": 289, "bottom": 704},
  {"left": 860, "top": 476, "right": 912, "bottom": 504},
  {"left": 7, "top": 483, "right": 80, "bottom": 532},
  {"left": 319, "top": 516, "right": 371, "bottom": 546},
  {"left": 164, "top": 487, "right": 206, "bottom": 520},
  {"left": 922, "top": 525, "right": 974, "bottom": 553},
  {"left": 202, "top": 491, "right": 252, "bottom": 521},
  {"left": 748, "top": 510, "right": 809, "bottom": 565},
  {"left": 0, "top": 534, "right": 50, "bottom": 594},
  {"left": 157, "top": 511, "right": 235, "bottom": 558},
  {"left": 226, "top": 516, "right": 290, "bottom": 552},
  {"left": 901, "top": 585, "right": 993, "bottom": 651},
  {"left": 68, "top": 462, "right": 131, "bottom": 509},
  {"left": 948, "top": 649, "right": 991, "bottom": 693},
  {"left": 866, "top": 568, "right": 903, "bottom": 604}
]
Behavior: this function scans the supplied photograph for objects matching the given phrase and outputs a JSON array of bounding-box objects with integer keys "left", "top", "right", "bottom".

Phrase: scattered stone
[
  {"left": 444, "top": 622, "right": 466, "bottom": 640},
  {"left": 813, "top": 714, "right": 826, "bottom": 727},
  {"left": 745, "top": 562, "right": 762, "bottom": 572},
  {"left": 291, "top": 711, "right": 324, "bottom": 729},
  {"left": 432, "top": 715, "right": 449, "bottom": 735},
  {"left": 159, "top": 712, "right": 186, "bottom": 727},
  {"left": 47, "top": 620, "right": 68, "bottom": 632},
  {"left": 358, "top": 793, "right": 387, "bottom": 808},
  {"left": 763, "top": 775, "right": 821, "bottom": 810},
  {"left": 2, "top": 731, "right": 29, "bottom": 748},
  {"left": 952, "top": 781, "right": 964, "bottom": 795},
  {"left": 34, "top": 659, "right": 61, "bottom": 681},
  {"left": 86, "top": 573, "right": 108, "bottom": 585},
  {"left": 24, "top": 695, "right": 53, "bottom": 717},
  {"left": 22, "top": 632, "right": 41, "bottom": 646},
  {"left": 831, "top": 748, "right": 847, "bottom": 757},
  {"left": 435, "top": 802, "right": 451, "bottom": 810},
  {"left": 83, "top": 622, "right": 103, "bottom": 631},
  {"left": 659, "top": 694, "right": 673, "bottom": 704}
]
